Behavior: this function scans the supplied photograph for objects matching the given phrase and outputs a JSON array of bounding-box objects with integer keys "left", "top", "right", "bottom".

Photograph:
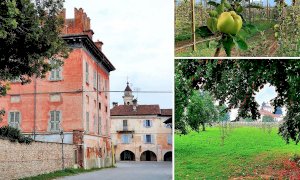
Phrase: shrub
[{"left": 0, "top": 126, "right": 33, "bottom": 144}]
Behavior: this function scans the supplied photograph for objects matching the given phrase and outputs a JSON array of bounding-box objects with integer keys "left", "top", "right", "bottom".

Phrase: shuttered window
[
  {"left": 122, "top": 134, "right": 131, "bottom": 144},
  {"left": 144, "top": 134, "right": 154, "bottom": 144},
  {"left": 143, "top": 120, "right": 152, "bottom": 128},
  {"left": 49, "top": 110, "right": 61, "bottom": 131},
  {"left": 49, "top": 60, "right": 62, "bottom": 81},
  {"left": 9, "top": 111, "right": 21, "bottom": 129}
]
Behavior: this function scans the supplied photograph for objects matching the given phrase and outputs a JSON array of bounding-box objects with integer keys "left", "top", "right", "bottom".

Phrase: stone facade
[
  {"left": 110, "top": 115, "right": 172, "bottom": 162},
  {"left": 0, "top": 138, "right": 75, "bottom": 179},
  {"left": 110, "top": 83, "right": 172, "bottom": 162}
]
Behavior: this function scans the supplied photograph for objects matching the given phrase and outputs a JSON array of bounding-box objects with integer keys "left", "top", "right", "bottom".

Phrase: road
[{"left": 59, "top": 161, "right": 172, "bottom": 180}]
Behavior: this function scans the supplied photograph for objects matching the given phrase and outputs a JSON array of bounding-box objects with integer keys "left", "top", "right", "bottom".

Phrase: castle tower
[{"left": 123, "top": 82, "right": 134, "bottom": 105}]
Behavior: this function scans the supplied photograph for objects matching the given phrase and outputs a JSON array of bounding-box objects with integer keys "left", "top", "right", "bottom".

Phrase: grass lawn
[
  {"left": 175, "top": 126, "right": 300, "bottom": 179},
  {"left": 175, "top": 20, "right": 275, "bottom": 57}
]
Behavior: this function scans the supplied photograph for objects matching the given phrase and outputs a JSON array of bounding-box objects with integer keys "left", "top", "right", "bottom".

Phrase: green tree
[
  {"left": 186, "top": 90, "right": 218, "bottom": 132},
  {"left": 262, "top": 115, "right": 275, "bottom": 122},
  {"left": 0, "top": 0, "right": 69, "bottom": 97},
  {"left": 175, "top": 59, "right": 300, "bottom": 143}
]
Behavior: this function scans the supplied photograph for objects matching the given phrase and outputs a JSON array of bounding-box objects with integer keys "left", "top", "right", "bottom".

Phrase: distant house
[
  {"left": 0, "top": 8, "right": 115, "bottom": 169},
  {"left": 110, "top": 82, "right": 172, "bottom": 162},
  {"left": 259, "top": 102, "right": 283, "bottom": 122}
]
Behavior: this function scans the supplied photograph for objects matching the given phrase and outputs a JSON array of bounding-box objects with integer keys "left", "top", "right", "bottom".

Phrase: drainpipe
[
  {"left": 33, "top": 75, "right": 37, "bottom": 140},
  {"left": 96, "top": 70, "right": 99, "bottom": 135}
]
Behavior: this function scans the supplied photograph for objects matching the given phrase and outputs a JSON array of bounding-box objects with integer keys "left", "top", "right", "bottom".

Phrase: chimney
[
  {"left": 94, "top": 40, "right": 104, "bottom": 51},
  {"left": 112, "top": 102, "right": 118, "bottom": 107}
]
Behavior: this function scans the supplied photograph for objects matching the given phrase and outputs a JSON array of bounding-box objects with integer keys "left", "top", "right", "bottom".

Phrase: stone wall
[{"left": 0, "top": 138, "right": 75, "bottom": 180}]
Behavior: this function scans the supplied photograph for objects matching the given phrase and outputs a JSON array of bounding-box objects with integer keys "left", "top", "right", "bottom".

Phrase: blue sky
[{"left": 64, "top": 0, "right": 173, "bottom": 109}]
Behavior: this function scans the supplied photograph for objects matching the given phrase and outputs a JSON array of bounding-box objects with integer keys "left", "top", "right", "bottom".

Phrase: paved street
[{"left": 60, "top": 162, "right": 172, "bottom": 180}]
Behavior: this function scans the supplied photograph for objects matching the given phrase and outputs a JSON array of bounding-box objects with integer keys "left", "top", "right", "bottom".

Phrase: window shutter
[
  {"left": 143, "top": 120, "right": 146, "bottom": 127},
  {"left": 150, "top": 120, "right": 152, "bottom": 127},
  {"left": 129, "top": 135, "right": 132, "bottom": 143},
  {"left": 151, "top": 135, "right": 155, "bottom": 144},
  {"left": 143, "top": 134, "right": 146, "bottom": 143},
  {"left": 168, "top": 134, "right": 172, "bottom": 145},
  {"left": 15, "top": 112, "right": 20, "bottom": 127},
  {"left": 56, "top": 111, "right": 61, "bottom": 131},
  {"left": 121, "top": 134, "right": 125, "bottom": 143},
  {"left": 9, "top": 112, "right": 14, "bottom": 124}
]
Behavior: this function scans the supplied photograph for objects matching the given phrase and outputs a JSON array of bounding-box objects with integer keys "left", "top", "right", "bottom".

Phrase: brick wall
[{"left": 0, "top": 138, "right": 75, "bottom": 179}]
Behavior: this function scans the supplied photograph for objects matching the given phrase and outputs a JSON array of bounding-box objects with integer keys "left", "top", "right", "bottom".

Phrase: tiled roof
[
  {"left": 259, "top": 109, "right": 281, "bottom": 118},
  {"left": 111, "top": 105, "right": 161, "bottom": 116},
  {"left": 161, "top": 109, "right": 172, "bottom": 116}
]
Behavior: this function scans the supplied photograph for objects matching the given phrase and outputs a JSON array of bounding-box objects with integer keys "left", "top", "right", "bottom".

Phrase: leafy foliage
[
  {"left": 175, "top": 59, "right": 300, "bottom": 143},
  {"left": 0, "top": 126, "right": 33, "bottom": 144},
  {"left": 0, "top": 0, "right": 69, "bottom": 96},
  {"left": 262, "top": 116, "right": 275, "bottom": 122},
  {"left": 186, "top": 91, "right": 218, "bottom": 132}
]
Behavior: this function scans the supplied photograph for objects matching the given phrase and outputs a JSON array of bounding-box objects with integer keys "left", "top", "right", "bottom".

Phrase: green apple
[
  {"left": 274, "top": 24, "right": 280, "bottom": 31},
  {"left": 217, "top": 11, "right": 242, "bottom": 35}
]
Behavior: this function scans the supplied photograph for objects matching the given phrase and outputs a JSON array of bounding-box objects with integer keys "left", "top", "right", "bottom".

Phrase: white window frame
[
  {"left": 144, "top": 119, "right": 152, "bottom": 128},
  {"left": 49, "top": 60, "right": 62, "bottom": 81},
  {"left": 8, "top": 111, "right": 21, "bottom": 129},
  {"left": 144, "top": 134, "right": 154, "bottom": 144},
  {"left": 123, "top": 120, "right": 128, "bottom": 128},
  {"left": 49, "top": 110, "right": 61, "bottom": 132}
]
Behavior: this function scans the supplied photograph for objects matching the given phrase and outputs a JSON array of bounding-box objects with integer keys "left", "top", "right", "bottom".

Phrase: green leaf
[
  {"left": 216, "top": 3, "right": 224, "bottom": 14},
  {"left": 195, "top": 26, "right": 214, "bottom": 38},
  {"left": 207, "top": 17, "right": 218, "bottom": 33},
  {"left": 222, "top": 36, "right": 234, "bottom": 57},
  {"left": 207, "top": 1, "right": 220, "bottom": 8},
  {"left": 233, "top": 35, "right": 248, "bottom": 50},
  {"left": 245, "top": 4, "right": 263, "bottom": 9}
]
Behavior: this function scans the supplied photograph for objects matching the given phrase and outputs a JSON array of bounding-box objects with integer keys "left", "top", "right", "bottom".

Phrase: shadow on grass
[{"left": 20, "top": 166, "right": 116, "bottom": 180}]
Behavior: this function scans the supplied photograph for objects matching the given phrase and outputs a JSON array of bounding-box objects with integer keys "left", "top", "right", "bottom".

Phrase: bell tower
[{"left": 123, "top": 82, "right": 134, "bottom": 105}]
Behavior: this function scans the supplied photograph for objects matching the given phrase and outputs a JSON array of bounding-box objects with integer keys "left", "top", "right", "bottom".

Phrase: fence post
[{"left": 191, "top": 0, "right": 196, "bottom": 51}]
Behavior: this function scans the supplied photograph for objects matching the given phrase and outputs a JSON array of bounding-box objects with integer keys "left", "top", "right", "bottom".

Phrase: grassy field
[
  {"left": 175, "top": 20, "right": 275, "bottom": 57},
  {"left": 175, "top": 126, "right": 300, "bottom": 179}
]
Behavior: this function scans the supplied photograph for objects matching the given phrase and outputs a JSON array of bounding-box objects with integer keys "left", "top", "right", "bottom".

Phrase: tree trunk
[{"left": 201, "top": 122, "right": 206, "bottom": 131}]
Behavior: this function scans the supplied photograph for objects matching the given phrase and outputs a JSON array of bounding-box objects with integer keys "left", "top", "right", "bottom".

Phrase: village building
[
  {"left": 110, "top": 82, "right": 172, "bottom": 162},
  {"left": 259, "top": 102, "right": 283, "bottom": 122},
  {"left": 0, "top": 8, "right": 115, "bottom": 169}
]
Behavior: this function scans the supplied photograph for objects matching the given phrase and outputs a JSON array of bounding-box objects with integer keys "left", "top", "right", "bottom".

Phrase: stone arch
[
  {"left": 120, "top": 150, "right": 135, "bottom": 161},
  {"left": 164, "top": 151, "right": 172, "bottom": 161},
  {"left": 140, "top": 150, "right": 157, "bottom": 161}
]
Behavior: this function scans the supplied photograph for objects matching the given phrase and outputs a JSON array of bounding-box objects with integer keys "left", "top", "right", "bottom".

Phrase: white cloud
[{"left": 64, "top": 0, "right": 173, "bottom": 108}]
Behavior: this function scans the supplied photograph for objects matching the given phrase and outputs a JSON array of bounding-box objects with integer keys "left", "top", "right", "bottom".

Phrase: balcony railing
[{"left": 116, "top": 126, "right": 134, "bottom": 133}]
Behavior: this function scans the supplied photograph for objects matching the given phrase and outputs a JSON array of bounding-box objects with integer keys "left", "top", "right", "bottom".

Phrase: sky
[{"left": 64, "top": 0, "right": 174, "bottom": 109}]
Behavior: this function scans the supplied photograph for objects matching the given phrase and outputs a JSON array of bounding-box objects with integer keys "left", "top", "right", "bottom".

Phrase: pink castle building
[{"left": 0, "top": 8, "right": 115, "bottom": 169}]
